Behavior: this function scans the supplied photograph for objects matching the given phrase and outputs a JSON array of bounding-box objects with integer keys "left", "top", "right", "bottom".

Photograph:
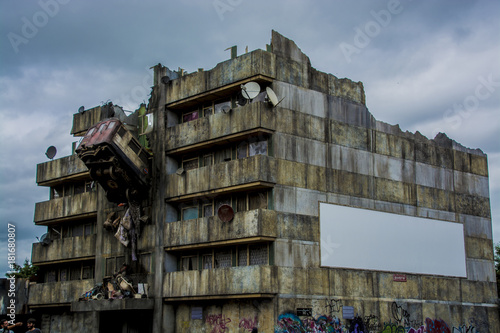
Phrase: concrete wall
[
  {"left": 32, "top": 235, "right": 96, "bottom": 264},
  {"left": 36, "top": 154, "right": 88, "bottom": 185},
  {"left": 34, "top": 191, "right": 98, "bottom": 224}
]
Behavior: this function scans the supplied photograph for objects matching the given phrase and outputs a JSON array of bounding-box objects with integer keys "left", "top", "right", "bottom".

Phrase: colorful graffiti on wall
[
  {"left": 274, "top": 313, "right": 345, "bottom": 332},
  {"left": 274, "top": 314, "right": 482, "bottom": 333},
  {"left": 206, "top": 313, "right": 231, "bottom": 333}
]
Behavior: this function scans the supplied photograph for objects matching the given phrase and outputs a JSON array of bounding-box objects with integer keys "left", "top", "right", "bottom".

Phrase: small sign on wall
[
  {"left": 191, "top": 307, "right": 203, "bottom": 320},
  {"left": 342, "top": 306, "right": 354, "bottom": 320},
  {"left": 296, "top": 308, "right": 312, "bottom": 316},
  {"left": 393, "top": 274, "right": 407, "bottom": 282}
]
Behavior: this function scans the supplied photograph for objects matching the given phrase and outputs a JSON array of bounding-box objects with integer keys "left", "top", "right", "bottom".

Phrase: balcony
[
  {"left": 166, "top": 155, "right": 276, "bottom": 201},
  {"left": 34, "top": 191, "right": 98, "bottom": 225},
  {"left": 166, "top": 102, "right": 275, "bottom": 155},
  {"left": 28, "top": 280, "right": 94, "bottom": 307},
  {"left": 165, "top": 209, "right": 277, "bottom": 250},
  {"left": 32, "top": 235, "right": 97, "bottom": 264},
  {"left": 36, "top": 154, "right": 88, "bottom": 186},
  {"left": 166, "top": 49, "right": 275, "bottom": 107},
  {"left": 163, "top": 265, "right": 277, "bottom": 300}
]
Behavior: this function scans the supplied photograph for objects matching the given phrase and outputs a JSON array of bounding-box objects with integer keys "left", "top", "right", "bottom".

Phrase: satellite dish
[
  {"left": 176, "top": 167, "right": 185, "bottom": 175},
  {"left": 161, "top": 76, "right": 170, "bottom": 84},
  {"left": 39, "top": 233, "right": 52, "bottom": 246},
  {"left": 221, "top": 105, "right": 231, "bottom": 114},
  {"left": 265, "top": 87, "right": 285, "bottom": 107},
  {"left": 236, "top": 91, "right": 247, "bottom": 107},
  {"left": 78, "top": 106, "right": 85, "bottom": 114},
  {"left": 144, "top": 113, "right": 154, "bottom": 134},
  {"left": 241, "top": 82, "right": 260, "bottom": 100},
  {"left": 45, "top": 146, "right": 57, "bottom": 159},
  {"left": 218, "top": 204, "right": 234, "bottom": 223}
]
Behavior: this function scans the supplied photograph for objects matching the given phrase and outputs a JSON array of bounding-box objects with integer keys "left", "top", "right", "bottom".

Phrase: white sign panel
[{"left": 319, "top": 202, "right": 467, "bottom": 277}]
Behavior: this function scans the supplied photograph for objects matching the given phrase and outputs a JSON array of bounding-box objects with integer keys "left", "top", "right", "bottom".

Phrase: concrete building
[{"left": 29, "top": 31, "right": 498, "bottom": 332}]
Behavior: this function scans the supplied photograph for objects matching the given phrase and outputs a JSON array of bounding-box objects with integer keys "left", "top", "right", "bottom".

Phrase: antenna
[
  {"left": 265, "top": 87, "right": 285, "bottom": 107},
  {"left": 241, "top": 82, "right": 260, "bottom": 100},
  {"left": 78, "top": 106, "right": 85, "bottom": 114},
  {"left": 45, "top": 146, "right": 57, "bottom": 160}
]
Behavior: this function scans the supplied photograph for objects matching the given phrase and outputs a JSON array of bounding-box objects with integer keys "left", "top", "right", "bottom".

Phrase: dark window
[
  {"left": 249, "top": 244, "right": 268, "bottom": 265},
  {"left": 249, "top": 192, "right": 267, "bottom": 210},
  {"left": 238, "top": 247, "right": 248, "bottom": 266},
  {"left": 202, "top": 254, "right": 213, "bottom": 269},
  {"left": 72, "top": 225, "right": 84, "bottom": 237},
  {"left": 182, "top": 111, "right": 199, "bottom": 123},
  {"left": 214, "top": 250, "right": 231, "bottom": 268},
  {"left": 181, "top": 256, "right": 198, "bottom": 271}
]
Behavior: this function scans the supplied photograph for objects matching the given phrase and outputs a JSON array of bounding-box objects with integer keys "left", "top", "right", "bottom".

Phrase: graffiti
[
  {"left": 349, "top": 316, "right": 365, "bottom": 333},
  {"left": 206, "top": 313, "right": 231, "bottom": 333},
  {"left": 275, "top": 313, "right": 345, "bottom": 333},
  {"left": 426, "top": 318, "right": 451, "bottom": 333},
  {"left": 407, "top": 326, "right": 425, "bottom": 333},
  {"left": 380, "top": 323, "right": 405, "bottom": 333},
  {"left": 325, "top": 298, "right": 342, "bottom": 316},
  {"left": 452, "top": 325, "right": 478, "bottom": 333},
  {"left": 391, "top": 302, "right": 410, "bottom": 327},
  {"left": 364, "top": 315, "right": 381, "bottom": 332},
  {"left": 181, "top": 320, "right": 190, "bottom": 330},
  {"left": 239, "top": 316, "right": 258, "bottom": 332}
]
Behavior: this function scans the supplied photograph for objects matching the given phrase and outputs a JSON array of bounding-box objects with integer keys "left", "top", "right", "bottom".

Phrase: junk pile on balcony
[
  {"left": 104, "top": 202, "right": 148, "bottom": 261},
  {"left": 79, "top": 264, "right": 149, "bottom": 301},
  {"left": 76, "top": 115, "right": 152, "bottom": 262}
]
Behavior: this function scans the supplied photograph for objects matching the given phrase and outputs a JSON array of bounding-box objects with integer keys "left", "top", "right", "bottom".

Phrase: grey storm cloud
[{"left": 0, "top": 0, "right": 499, "bottom": 275}]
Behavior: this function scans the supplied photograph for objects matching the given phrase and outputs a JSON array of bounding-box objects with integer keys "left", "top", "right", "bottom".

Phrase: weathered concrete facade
[{"left": 30, "top": 31, "right": 497, "bottom": 332}]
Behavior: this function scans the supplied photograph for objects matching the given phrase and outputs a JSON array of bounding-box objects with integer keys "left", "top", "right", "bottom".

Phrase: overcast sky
[{"left": 0, "top": 0, "right": 499, "bottom": 276}]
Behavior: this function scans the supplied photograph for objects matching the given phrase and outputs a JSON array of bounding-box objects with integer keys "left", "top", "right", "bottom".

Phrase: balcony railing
[
  {"left": 166, "top": 102, "right": 275, "bottom": 155},
  {"left": 163, "top": 265, "right": 277, "bottom": 300},
  {"left": 36, "top": 154, "right": 89, "bottom": 186},
  {"left": 166, "top": 155, "right": 276, "bottom": 201},
  {"left": 166, "top": 50, "right": 275, "bottom": 106},
  {"left": 32, "top": 235, "right": 97, "bottom": 264},
  {"left": 28, "top": 280, "right": 94, "bottom": 306},
  {"left": 164, "top": 209, "right": 277, "bottom": 249},
  {"left": 34, "top": 191, "right": 98, "bottom": 225}
]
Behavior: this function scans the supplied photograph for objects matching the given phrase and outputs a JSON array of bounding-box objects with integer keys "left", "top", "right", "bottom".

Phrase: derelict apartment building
[{"left": 29, "top": 31, "right": 498, "bottom": 332}]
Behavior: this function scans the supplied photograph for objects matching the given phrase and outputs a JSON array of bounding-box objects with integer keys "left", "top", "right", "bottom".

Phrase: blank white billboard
[{"left": 319, "top": 202, "right": 467, "bottom": 277}]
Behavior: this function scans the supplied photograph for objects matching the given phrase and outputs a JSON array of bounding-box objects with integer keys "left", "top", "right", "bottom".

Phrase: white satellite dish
[
  {"left": 221, "top": 105, "right": 231, "bottom": 114},
  {"left": 144, "top": 113, "right": 154, "bottom": 134},
  {"left": 241, "top": 82, "right": 260, "bottom": 100},
  {"left": 265, "top": 87, "right": 285, "bottom": 107},
  {"left": 176, "top": 167, "right": 185, "bottom": 175}
]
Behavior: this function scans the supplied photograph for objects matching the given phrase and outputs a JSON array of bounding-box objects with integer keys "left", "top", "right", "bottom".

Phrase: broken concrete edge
[{"left": 74, "top": 30, "right": 486, "bottom": 158}]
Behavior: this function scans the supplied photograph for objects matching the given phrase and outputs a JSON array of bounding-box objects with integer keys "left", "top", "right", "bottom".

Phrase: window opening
[
  {"left": 181, "top": 255, "right": 198, "bottom": 271},
  {"left": 202, "top": 254, "right": 213, "bottom": 269},
  {"left": 182, "top": 206, "right": 199, "bottom": 221},
  {"left": 214, "top": 250, "right": 231, "bottom": 268},
  {"left": 249, "top": 244, "right": 268, "bottom": 265}
]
